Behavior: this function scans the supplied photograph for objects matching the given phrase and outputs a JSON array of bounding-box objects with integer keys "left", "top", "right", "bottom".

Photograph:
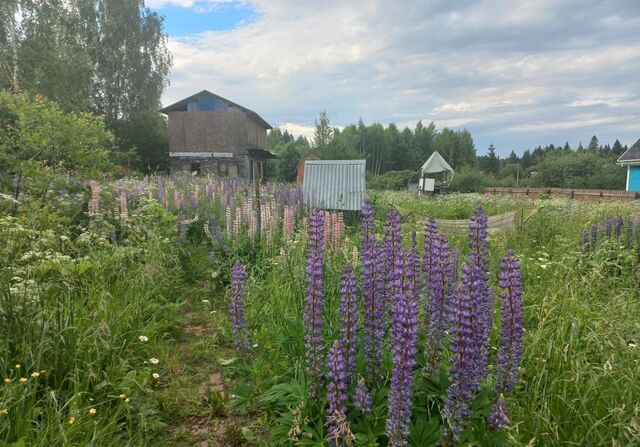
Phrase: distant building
[
  {"left": 302, "top": 160, "right": 366, "bottom": 211},
  {"left": 418, "top": 151, "right": 454, "bottom": 194},
  {"left": 617, "top": 138, "right": 640, "bottom": 191},
  {"left": 160, "top": 90, "right": 272, "bottom": 177}
]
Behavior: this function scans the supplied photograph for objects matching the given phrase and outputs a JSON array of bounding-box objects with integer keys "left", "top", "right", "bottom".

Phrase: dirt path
[{"left": 160, "top": 295, "right": 246, "bottom": 447}]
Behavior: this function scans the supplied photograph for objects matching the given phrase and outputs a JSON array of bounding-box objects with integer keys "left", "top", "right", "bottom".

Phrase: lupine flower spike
[
  {"left": 488, "top": 250, "right": 524, "bottom": 430},
  {"left": 326, "top": 340, "right": 351, "bottom": 444},
  {"left": 339, "top": 264, "right": 358, "bottom": 383},
  {"left": 304, "top": 208, "right": 326, "bottom": 399},
  {"left": 229, "top": 261, "right": 251, "bottom": 353},
  {"left": 361, "top": 202, "right": 385, "bottom": 385},
  {"left": 386, "top": 250, "right": 419, "bottom": 447},
  {"left": 354, "top": 377, "right": 372, "bottom": 415}
]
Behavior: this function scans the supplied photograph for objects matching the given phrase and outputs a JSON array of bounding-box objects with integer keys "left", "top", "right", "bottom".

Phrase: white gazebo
[{"left": 418, "top": 151, "right": 454, "bottom": 194}]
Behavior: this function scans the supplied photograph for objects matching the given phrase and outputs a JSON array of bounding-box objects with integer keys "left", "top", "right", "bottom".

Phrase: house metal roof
[
  {"left": 617, "top": 138, "right": 640, "bottom": 164},
  {"left": 302, "top": 160, "right": 366, "bottom": 211},
  {"left": 159, "top": 90, "right": 272, "bottom": 129}
]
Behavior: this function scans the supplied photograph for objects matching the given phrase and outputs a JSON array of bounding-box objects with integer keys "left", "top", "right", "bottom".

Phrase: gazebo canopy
[{"left": 420, "top": 151, "right": 454, "bottom": 175}]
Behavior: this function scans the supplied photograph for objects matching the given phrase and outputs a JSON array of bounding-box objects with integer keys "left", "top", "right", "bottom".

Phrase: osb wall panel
[
  {"left": 168, "top": 110, "right": 248, "bottom": 154},
  {"left": 246, "top": 117, "right": 267, "bottom": 149}
]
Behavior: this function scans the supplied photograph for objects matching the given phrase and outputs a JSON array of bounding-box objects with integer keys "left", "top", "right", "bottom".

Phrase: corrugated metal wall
[{"left": 302, "top": 160, "right": 366, "bottom": 210}]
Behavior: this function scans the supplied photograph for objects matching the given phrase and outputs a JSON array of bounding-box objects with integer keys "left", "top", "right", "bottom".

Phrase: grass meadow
[{"left": 1, "top": 176, "right": 639, "bottom": 446}]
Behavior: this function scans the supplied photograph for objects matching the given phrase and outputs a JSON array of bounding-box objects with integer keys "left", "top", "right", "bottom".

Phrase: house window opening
[{"left": 190, "top": 161, "right": 201, "bottom": 174}]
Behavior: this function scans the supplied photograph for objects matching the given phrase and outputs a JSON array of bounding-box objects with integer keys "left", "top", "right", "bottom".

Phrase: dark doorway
[{"left": 190, "top": 161, "right": 201, "bottom": 174}]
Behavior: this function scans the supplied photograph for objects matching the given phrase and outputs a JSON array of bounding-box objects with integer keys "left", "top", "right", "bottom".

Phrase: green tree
[
  {"left": 612, "top": 139, "right": 625, "bottom": 157},
  {"left": 0, "top": 0, "right": 172, "bottom": 171},
  {"left": 485, "top": 144, "right": 499, "bottom": 175},
  {"left": 0, "top": 0, "right": 22, "bottom": 92},
  {"left": 432, "top": 128, "right": 476, "bottom": 170},
  {"left": 414, "top": 120, "right": 435, "bottom": 161},
  {"left": 313, "top": 111, "right": 333, "bottom": 151},
  {"left": 0, "top": 91, "right": 114, "bottom": 200}
]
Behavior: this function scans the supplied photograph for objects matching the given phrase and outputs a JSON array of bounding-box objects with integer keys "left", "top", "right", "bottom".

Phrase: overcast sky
[{"left": 149, "top": 0, "right": 640, "bottom": 156}]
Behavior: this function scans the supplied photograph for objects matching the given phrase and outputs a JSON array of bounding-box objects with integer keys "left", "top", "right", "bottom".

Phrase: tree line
[
  {"left": 267, "top": 112, "right": 629, "bottom": 191},
  {"left": 267, "top": 112, "right": 476, "bottom": 182}
]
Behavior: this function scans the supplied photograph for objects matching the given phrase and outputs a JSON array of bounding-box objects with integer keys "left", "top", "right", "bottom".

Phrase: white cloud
[
  {"left": 159, "top": 0, "right": 640, "bottom": 154},
  {"left": 276, "top": 123, "right": 315, "bottom": 140}
]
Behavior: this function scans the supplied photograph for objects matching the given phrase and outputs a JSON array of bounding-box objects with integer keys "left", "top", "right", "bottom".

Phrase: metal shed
[{"left": 302, "top": 160, "right": 366, "bottom": 211}]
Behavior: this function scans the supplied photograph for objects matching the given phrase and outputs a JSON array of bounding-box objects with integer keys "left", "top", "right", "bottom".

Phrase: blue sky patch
[{"left": 153, "top": 2, "right": 258, "bottom": 36}]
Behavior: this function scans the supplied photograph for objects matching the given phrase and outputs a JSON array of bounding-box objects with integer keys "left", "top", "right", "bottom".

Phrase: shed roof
[
  {"left": 420, "top": 151, "right": 454, "bottom": 174},
  {"left": 617, "top": 138, "right": 640, "bottom": 164},
  {"left": 159, "top": 90, "right": 272, "bottom": 129},
  {"left": 302, "top": 160, "right": 366, "bottom": 211}
]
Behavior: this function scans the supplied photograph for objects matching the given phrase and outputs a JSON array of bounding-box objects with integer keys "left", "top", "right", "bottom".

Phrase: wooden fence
[{"left": 485, "top": 187, "right": 639, "bottom": 202}]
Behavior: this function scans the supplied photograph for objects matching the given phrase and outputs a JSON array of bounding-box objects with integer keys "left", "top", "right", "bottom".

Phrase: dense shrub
[
  {"left": 368, "top": 170, "right": 420, "bottom": 190},
  {"left": 0, "top": 90, "right": 115, "bottom": 199},
  {"left": 448, "top": 167, "right": 492, "bottom": 193},
  {"left": 529, "top": 152, "right": 625, "bottom": 189}
]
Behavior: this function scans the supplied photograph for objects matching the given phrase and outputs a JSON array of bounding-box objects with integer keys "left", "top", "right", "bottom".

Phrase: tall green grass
[{"left": 0, "top": 198, "right": 187, "bottom": 446}]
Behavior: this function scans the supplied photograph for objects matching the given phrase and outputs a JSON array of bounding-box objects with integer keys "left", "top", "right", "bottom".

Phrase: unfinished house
[{"left": 160, "top": 90, "right": 272, "bottom": 177}]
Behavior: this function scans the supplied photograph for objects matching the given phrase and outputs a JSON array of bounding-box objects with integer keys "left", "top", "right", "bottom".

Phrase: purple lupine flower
[
  {"left": 613, "top": 216, "right": 624, "bottom": 239},
  {"left": 590, "top": 223, "right": 598, "bottom": 247},
  {"left": 582, "top": 229, "right": 590, "bottom": 251},
  {"left": 326, "top": 340, "right": 349, "bottom": 443},
  {"left": 386, "top": 249, "right": 419, "bottom": 447},
  {"left": 383, "top": 208, "right": 402, "bottom": 315},
  {"left": 443, "top": 264, "right": 479, "bottom": 442},
  {"left": 467, "top": 206, "right": 493, "bottom": 384},
  {"left": 304, "top": 208, "right": 326, "bottom": 399},
  {"left": 424, "top": 233, "right": 455, "bottom": 375},
  {"left": 410, "top": 231, "right": 422, "bottom": 296},
  {"left": 451, "top": 247, "right": 460, "bottom": 284},
  {"left": 229, "top": 261, "right": 250, "bottom": 353},
  {"left": 354, "top": 377, "right": 372, "bottom": 415},
  {"left": 339, "top": 264, "right": 358, "bottom": 384},
  {"left": 220, "top": 193, "right": 227, "bottom": 211},
  {"left": 362, "top": 202, "right": 385, "bottom": 385},
  {"left": 364, "top": 241, "right": 386, "bottom": 385},
  {"left": 361, "top": 201, "right": 375, "bottom": 249},
  {"left": 488, "top": 251, "right": 523, "bottom": 430},
  {"left": 494, "top": 251, "right": 524, "bottom": 394},
  {"left": 488, "top": 394, "right": 510, "bottom": 430},
  {"left": 604, "top": 218, "right": 613, "bottom": 237},
  {"left": 209, "top": 215, "right": 229, "bottom": 255}
]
